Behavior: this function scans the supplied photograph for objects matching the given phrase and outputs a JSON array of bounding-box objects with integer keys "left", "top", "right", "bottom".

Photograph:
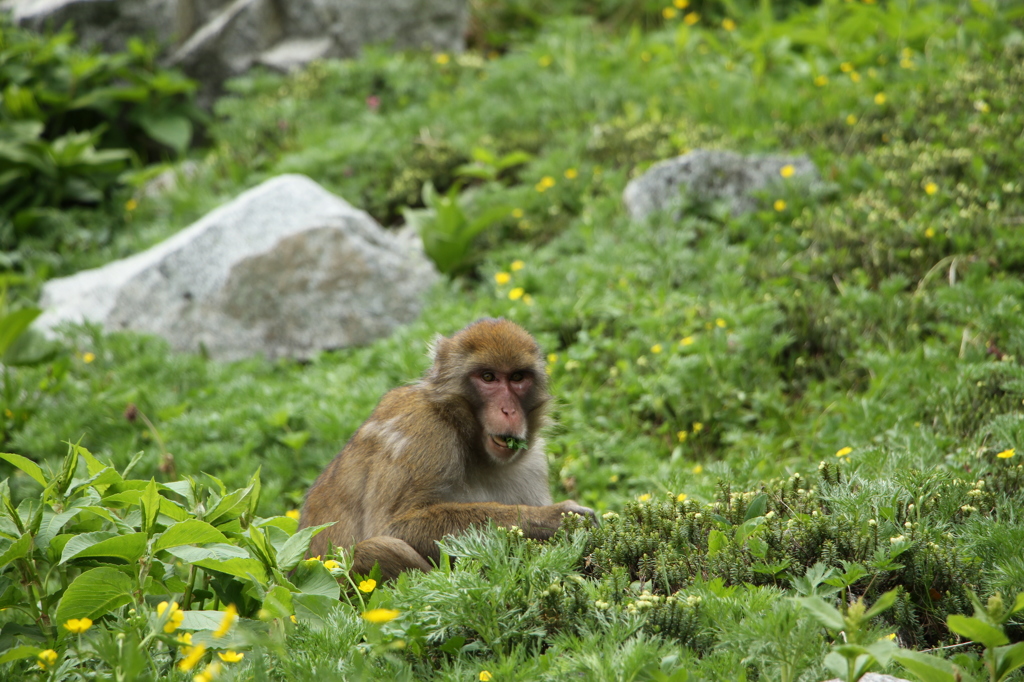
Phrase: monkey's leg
[{"left": 353, "top": 536, "right": 434, "bottom": 580}]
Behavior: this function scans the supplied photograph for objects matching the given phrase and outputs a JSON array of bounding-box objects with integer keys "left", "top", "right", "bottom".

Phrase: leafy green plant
[
  {"left": 800, "top": 588, "right": 900, "bottom": 682},
  {"left": 402, "top": 182, "right": 512, "bottom": 276},
  {"left": 893, "top": 591, "right": 1024, "bottom": 682}
]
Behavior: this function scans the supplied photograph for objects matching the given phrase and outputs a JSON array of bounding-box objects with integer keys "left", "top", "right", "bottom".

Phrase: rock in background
[
  {"left": 624, "top": 149, "right": 822, "bottom": 221},
  {"left": 35, "top": 174, "right": 440, "bottom": 361},
  {"left": 3, "top": 0, "right": 468, "bottom": 105}
]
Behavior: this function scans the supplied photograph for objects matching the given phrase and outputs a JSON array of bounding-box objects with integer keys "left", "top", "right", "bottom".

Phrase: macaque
[{"left": 300, "top": 318, "right": 594, "bottom": 578}]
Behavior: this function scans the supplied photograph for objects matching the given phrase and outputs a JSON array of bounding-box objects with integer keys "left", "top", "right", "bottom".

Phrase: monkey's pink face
[{"left": 472, "top": 369, "right": 533, "bottom": 463}]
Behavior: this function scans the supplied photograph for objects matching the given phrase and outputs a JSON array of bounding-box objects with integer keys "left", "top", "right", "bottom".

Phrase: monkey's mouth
[{"left": 491, "top": 434, "right": 528, "bottom": 451}]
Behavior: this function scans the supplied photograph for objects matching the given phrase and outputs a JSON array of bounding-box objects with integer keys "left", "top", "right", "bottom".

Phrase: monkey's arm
[{"left": 385, "top": 500, "right": 594, "bottom": 564}]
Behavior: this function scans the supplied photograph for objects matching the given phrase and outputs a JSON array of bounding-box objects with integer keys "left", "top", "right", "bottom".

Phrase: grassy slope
[{"left": 4, "top": 0, "right": 1024, "bottom": 679}]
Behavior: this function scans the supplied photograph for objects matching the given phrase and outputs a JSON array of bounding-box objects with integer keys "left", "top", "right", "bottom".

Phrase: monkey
[{"left": 299, "top": 318, "right": 595, "bottom": 579}]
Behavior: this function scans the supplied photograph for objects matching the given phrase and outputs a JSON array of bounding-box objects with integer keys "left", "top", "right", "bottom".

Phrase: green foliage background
[{"left": 2, "top": 0, "right": 1024, "bottom": 679}]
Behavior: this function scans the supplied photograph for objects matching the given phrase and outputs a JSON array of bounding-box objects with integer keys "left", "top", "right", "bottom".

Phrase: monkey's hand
[{"left": 555, "top": 499, "right": 598, "bottom": 526}]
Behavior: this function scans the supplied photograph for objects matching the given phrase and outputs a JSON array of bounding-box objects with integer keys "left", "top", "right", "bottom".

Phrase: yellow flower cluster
[
  {"left": 535, "top": 176, "right": 556, "bottom": 192},
  {"left": 158, "top": 601, "right": 185, "bottom": 633},
  {"left": 37, "top": 649, "right": 58, "bottom": 670}
]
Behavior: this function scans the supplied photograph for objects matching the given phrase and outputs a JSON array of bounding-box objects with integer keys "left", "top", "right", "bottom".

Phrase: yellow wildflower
[
  {"left": 677, "top": 493, "right": 688, "bottom": 502},
  {"left": 564, "top": 168, "right": 578, "bottom": 179},
  {"left": 715, "top": 318, "right": 727, "bottom": 328},
  {"left": 290, "top": 615, "right": 297, "bottom": 623},
  {"left": 435, "top": 53, "right": 450, "bottom": 65},
  {"left": 323, "top": 559, "right": 342, "bottom": 570},
  {"left": 362, "top": 608, "right": 400, "bottom": 624},
  {"left": 680, "top": 336, "right": 694, "bottom": 346},
  {"left": 178, "top": 644, "right": 207, "bottom": 671},
  {"left": 218, "top": 651, "right": 245, "bottom": 663},
  {"left": 673, "top": 0, "right": 689, "bottom": 7},
  {"left": 774, "top": 199, "right": 787, "bottom": 211},
  {"left": 924, "top": 182, "right": 938, "bottom": 195},
  {"left": 997, "top": 449, "right": 1015, "bottom": 459},
  {"left": 538, "top": 55, "right": 552, "bottom": 67},
  {"left": 780, "top": 164, "right": 795, "bottom": 178},
  {"left": 677, "top": 430, "right": 688, "bottom": 442},
  {"left": 924, "top": 227, "right": 935, "bottom": 239},
  {"left": 609, "top": 474, "right": 620, "bottom": 483},
  {"left": 547, "top": 353, "right": 558, "bottom": 364},
  {"left": 158, "top": 601, "right": 184, "bottom": 633},
  {"left": 874, "top": 93, "right": 887, "bottom": 105},
  {"left": 692, "top": 422, "right": 704, "bottom": 433},
  {"left": 511, "top": 208, "right": 524, "bottom": 219},
  {"left": 285, "top": 509, "right": 300, "bottom": 520},
  {"left": 125, "top": 198, "right": 138, "bottom": 212},
  {"left": 177, "top": 632, "right": 194, "bottom": 654},
  {"left": 495, "top": 272, "right": 511, "bottom": 285},
  {"left": 722, "top": 18, "right": 736, "bottom": 31},
  {"left": 814, "top": 75, "right": 828, "bottom": 87},
  {"left": 83, "top": 352, "right": 96, "bottom": 363},
  {"left": 663, "top": 7, "right": 678, "bottom": 19},
  {"left": 510, "top": 260, "right": 525, "bottom": 271},
  {"left": 850, "top": 72, "right": 861, "bottom": 83},
  {"left": 840, "top": 62, "right": 854, "bottom": 73},
  {"left": 359, "top": 579, "right": 377, "bottom": 593},
  {"left": 683, "top": 12, "right": 700, "bottom": 25},
  {"left": 213, "top": 604, "right": 237, "bottom": 639},
  {"left": 535, "top": 176, "right": 556, "bottom": 192},
  {"left": 651, "top": 344, "right": 663, "bottom": 354},
  {"left": 37, "top": 649, "right": 58, "bottom": 670},
  {"left": 63, "top": 617, "right": 93, "bottom": 634},
  {"left": 835, "top": 446, "right": 853, "bottom": 457},
  {"left": 692, "top": 464, "right": 703, "bottom": 474},
  {"left": 480, "top": 672, "right": 494, "bottom": 682},
  {"left": 522, "top": 294, "right": 534, "bottom": 306},
  {"left": 194, "top": 661, "right": 221, "bottom": 682},
  {"left": 638, "top": 493, "right": 652, "bottom": 502},
  {"left": 508, "top": 287, "right": 525, "bottom": 301},
  {"left": 885, "top": 633, "right": 897, "bottom": 640},
  {"left": 846, "top": 114, "right": 858, "bottom": 125}
]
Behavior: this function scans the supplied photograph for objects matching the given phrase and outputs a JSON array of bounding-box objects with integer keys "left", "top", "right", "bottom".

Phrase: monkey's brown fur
[{"left": 300, "top": 318, "right": 593, "bottom": 578}]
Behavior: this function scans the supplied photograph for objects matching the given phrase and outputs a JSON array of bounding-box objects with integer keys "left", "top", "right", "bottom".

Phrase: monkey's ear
[{"left": 426, "top": 333, "right": 447, "bottom": 363}]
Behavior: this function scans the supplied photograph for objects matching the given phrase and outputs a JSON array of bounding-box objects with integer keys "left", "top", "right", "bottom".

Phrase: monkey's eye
[
  {"left": 510, "top": 372, "right": 526, "bottom": 382},
  {"left": 481, "top": 372, "right": 497, "bottom": 382}
]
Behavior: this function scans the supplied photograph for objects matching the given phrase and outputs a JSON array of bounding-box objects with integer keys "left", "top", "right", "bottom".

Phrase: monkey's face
[{"left": 472, "top": 369, "right": 534, "bottom": 464}]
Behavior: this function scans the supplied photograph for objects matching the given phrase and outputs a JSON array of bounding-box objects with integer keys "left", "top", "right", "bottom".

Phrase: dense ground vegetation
[{"left": 2, "top": 0, "right": 1024, "bottom": 679}]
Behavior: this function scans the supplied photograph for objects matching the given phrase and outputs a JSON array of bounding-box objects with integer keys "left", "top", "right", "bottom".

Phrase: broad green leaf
[
  {"left": 947, "top": 615, "right": 1009, "bottom": 648},
  {"left": 1011, "top": 592, "right": 1024, "bottom": 615},
  {"left": 994, "top": 641, "right": 1024, "bottom": 681},
  {"left": 797, "top": 596, "right": 845, "bottom": 631},
  {"left": 293, "top": 593, "right": 340, "bottom": 628},
  {"left": 179, "top": 610, "right": 230, "bottom": 631},
  {"left": 0, "top": 645, "right": 43, "bottom": 665},
  {"left": 291, "top": 558, "right": 340, "bottom": 599},
  {"left": 707, "top": 529, "right": 727, "bottom": 556},
  {"left": 864, "top": 589, "right": 899, "bottom": 619},
  {"left": 743, "top": 493, "right": 767, "bottom": 521},
  {"left": 134, "top": 112, "right": 192, "bottom": 155},
  {"left": 159, "top": 497, "right": 190, "bottom": 522},
  {"left": 190, "top": 557, "right": 268, "bottom": 584},
  {"left": 54, "top": 567, "right": 134, "bottom": 631},
  {"left": 0, "top": 452, "right": 46, "bottom": 487},
  {"left": 141, "top": 478, "right": 161, "bottom": 535},
  {"left": 276, "top": 523, "right": 332, "bottom": 572},
  {"left": 0, "top": 308, "right": 41, "bottom": 359},
  {"left": 61, "top": 532, "right": 147, "bottom": 564},
  {"left": 262, "top": 584, "right": 293, "bottom": 619},
  {"left": 892, "top": 649, "right": 974, "bottom": 682},
  {"left": 100, "top": 490, "right": 144, "bottom": 508},
  {"left": 0, "top": 532, "right": 32, "bottom": 564},
  {"left": 164, "top": 543, "right": 249, "bottom": 563},
  {"left": 155, "top": 520, "right": 228, "bottom": 551}
]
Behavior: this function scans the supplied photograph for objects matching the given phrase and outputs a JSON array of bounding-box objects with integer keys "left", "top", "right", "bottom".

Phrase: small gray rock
[
  {"left": 36, "top": 174, "right": 439, "bottom": 361},
  {"left": 623, "top": 149, "right": 821, "bottom": 221}
]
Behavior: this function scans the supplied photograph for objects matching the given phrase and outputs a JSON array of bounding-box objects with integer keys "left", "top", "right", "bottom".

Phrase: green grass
[{"left": 3, "top": 0, "right": 1024, "bottom": 679}]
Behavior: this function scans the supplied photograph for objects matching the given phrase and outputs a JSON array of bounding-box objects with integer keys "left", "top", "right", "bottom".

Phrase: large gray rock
[
  {"left": 35, "top": 174, "right": 439, "bottom": 361},
  {"left": 4, "top": 0, "right": 468, "bottom": 106},
  {"left": 624, "top": 149, "right": 821, "bottom": 221}
]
